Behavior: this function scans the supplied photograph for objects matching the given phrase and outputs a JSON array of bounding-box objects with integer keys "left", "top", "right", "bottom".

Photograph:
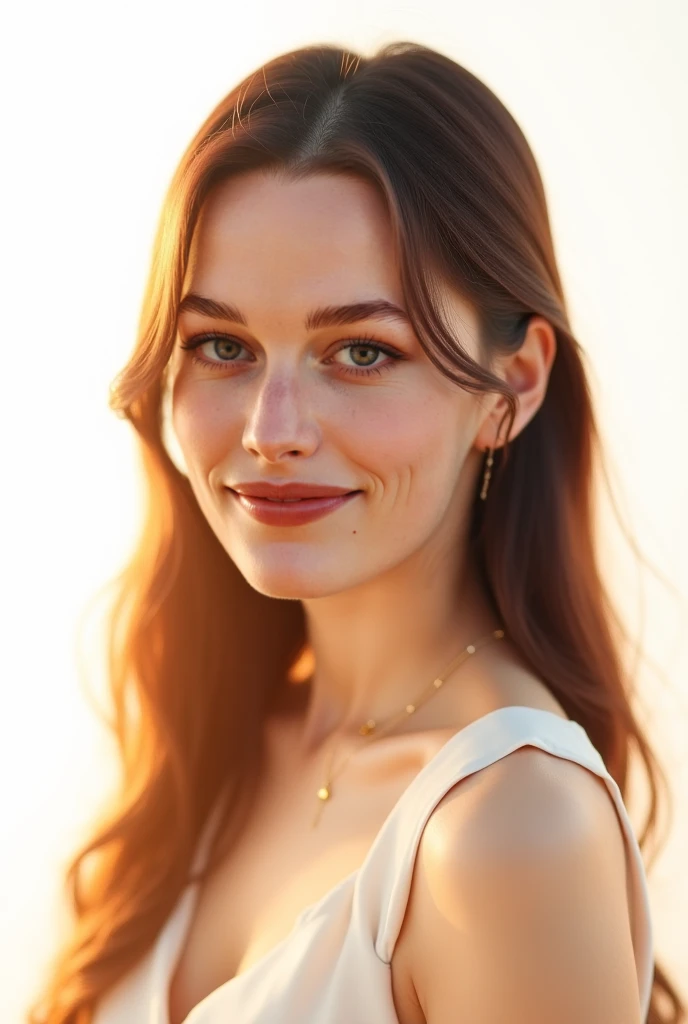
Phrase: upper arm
[{"left": 407, "top": 747, "right": 642, "bottom": 1024}]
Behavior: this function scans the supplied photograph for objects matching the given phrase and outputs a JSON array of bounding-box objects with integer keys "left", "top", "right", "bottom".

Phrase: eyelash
[{"left": 178, "top": 332, "right": 403, "bottom": 377}]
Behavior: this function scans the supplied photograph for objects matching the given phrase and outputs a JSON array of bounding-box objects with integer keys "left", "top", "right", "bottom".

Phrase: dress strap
[{"left": 364, "top": 705, "right": 652, "bottom": 1022}]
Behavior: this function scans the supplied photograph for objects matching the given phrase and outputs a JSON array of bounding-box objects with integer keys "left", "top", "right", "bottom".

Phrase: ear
[{"left": 474, "top": 316, "right": 557, "bottom": 451}]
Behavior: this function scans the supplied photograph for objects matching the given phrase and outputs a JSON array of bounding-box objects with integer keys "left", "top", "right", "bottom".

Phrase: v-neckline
[{"left": 161, "top": 705, "right": 578, "bottom": 1024}]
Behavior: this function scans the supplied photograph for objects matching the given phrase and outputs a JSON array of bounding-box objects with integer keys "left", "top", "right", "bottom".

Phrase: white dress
[{"left": 92, "top": 706, "right": 654, "bottom": 1023}]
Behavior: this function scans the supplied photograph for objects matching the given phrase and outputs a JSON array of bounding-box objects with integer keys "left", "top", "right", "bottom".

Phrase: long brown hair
[{"left": 29, "top": 41, "right": 684, "bottom": 1024}]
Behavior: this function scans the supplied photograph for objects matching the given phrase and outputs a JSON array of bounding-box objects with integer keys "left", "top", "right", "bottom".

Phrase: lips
[
  {"left": 227, "top": 486, "right": 361, "bottom": 526},
  {"left": 260, "top": 496, "right": 308, "bottom": 502},
  {"left": 230, "top": 481, "right": 357, "bottom": 500}
]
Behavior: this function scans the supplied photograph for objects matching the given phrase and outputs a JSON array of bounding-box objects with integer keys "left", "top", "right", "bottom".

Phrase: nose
[{"left": 241, "top": 370, "right": 321, "bottom": 463}]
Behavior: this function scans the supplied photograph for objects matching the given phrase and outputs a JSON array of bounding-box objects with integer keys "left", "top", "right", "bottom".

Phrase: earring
[{"left": 479, "top": 444, "right": 495, "bottom": 500}]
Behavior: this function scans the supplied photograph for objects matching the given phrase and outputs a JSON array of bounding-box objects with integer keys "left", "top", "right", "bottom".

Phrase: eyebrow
[{"left": 177, "top": 293, "right": 412, "bottom": 330}]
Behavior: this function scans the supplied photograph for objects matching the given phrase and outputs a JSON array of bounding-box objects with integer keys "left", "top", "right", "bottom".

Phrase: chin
[
  {"left": 244, "top": 573, "right": 349, "bottom": 601},
  {"left": 233, "top": 549, "right": 359, "bottom": 600}
]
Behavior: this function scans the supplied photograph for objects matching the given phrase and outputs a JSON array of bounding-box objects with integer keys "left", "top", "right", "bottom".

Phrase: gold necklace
[{"left": 312, "top": 627, "right": 505, "bottom": 828}]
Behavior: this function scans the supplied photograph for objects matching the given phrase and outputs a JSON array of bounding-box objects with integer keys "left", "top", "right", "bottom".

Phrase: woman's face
[{"left": 169, "top": 170, "right": 491, "bottom": 599}]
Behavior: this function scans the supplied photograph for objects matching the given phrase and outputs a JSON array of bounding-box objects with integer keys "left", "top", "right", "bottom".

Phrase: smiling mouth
[{"left": 227, "top": 489, "right": 361, "bottom": 525}]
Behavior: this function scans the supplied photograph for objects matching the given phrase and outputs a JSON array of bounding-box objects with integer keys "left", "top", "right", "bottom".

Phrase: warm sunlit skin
[{"left": 168, "top": 169, "right": 557, "bottom": 751}]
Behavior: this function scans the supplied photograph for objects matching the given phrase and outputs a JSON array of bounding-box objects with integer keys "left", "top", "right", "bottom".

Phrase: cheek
[
  {"left": 348, "top": 392, "right": 464, "bottom": 498},
  {"left": 172, "top": 384, "right": 240, "bottom": 471}
]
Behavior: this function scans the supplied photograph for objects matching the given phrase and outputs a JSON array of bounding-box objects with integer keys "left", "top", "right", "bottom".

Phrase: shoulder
[{"left": 404, "top": 746, "right": 643, "bottom": 1023}]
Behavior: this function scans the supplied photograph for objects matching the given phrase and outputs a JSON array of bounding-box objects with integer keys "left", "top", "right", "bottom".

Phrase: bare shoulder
[
  {"left": 421, "top": 743, "right": 629, "bottom": 878},
  {"left": 403, "top": 745, "right": 642, "bottom": 1023}
]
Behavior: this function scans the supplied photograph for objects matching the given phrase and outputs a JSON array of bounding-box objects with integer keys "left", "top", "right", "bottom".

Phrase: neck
[{"left": 294, "top": 548, "right": 500, "bottom": 755}]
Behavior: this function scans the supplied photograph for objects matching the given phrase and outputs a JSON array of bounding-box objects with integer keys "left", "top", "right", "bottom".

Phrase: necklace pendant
[{"left": 313, "top": 785, "right": 331, "bottom": 828}]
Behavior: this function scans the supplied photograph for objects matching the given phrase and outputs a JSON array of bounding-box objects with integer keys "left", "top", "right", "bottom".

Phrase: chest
[{"left": 167, "top": 734, "right": 438, "bottom": 1024}]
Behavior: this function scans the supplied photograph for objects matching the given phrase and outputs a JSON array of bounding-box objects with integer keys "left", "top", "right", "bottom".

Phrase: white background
[{"left": 1, "top": 1, "right": 686, "bottom": 1020}]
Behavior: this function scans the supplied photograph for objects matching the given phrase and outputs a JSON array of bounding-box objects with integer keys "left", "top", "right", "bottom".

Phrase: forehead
[{"left": 185, "top": 170, "right": 402, "bottom": 304}]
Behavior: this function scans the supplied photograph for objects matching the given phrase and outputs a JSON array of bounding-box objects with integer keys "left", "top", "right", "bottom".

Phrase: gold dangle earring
[{"left": 479, "top": 442, "right": 495, "bottom": 500}]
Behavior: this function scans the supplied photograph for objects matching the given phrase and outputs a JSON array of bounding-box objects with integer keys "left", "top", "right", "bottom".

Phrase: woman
[{"left": 29, "top": 41, "right": 683, "bottom": 1024}]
